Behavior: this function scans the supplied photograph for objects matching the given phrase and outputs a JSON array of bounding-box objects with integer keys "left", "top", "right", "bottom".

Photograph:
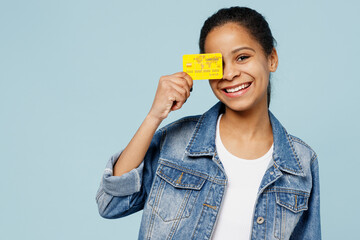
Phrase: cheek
[
  {"left": 208, "top": 80, "right": 223, "bottom": 98},
  {"left": 243, "top": 59, "right": 270, "bottom": 81},
  {"left": 209, "top": 80, "right": 218, "bottom": 91}
]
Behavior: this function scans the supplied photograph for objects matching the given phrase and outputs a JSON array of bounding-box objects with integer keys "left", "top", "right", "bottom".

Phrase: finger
[
  {"left": 181, "top": 72, "right": 193, "bottom": 89},
  {"left": 168, "top": 76, "right": 192, "bottom": 98},
  {"left": 168, "top": 90, "right": 185, "bottom": 111},
  {"left": 171, "top": 101, "right": 183, "bottom": 111},
  {"left": 161, "top": 73, "right": 192, "bottom": 99},
  {"left": 170, "top": 81, "right": 189, "bottom": 100},
  {"left": 170, "top": 72, "right": 193, "bottom": 89},
  {"left": 171, "top": 72, "right": 188, "bottom": 77}
]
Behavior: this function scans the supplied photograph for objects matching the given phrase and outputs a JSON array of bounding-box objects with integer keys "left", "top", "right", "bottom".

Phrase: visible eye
[{"left": 236, "top": 55, "right": 250, "bottom": 62}]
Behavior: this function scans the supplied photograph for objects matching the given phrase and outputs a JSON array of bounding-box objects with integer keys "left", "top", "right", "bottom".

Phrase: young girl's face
[{"left": 204, "top": 22, "right": 278, "bottom": 113}]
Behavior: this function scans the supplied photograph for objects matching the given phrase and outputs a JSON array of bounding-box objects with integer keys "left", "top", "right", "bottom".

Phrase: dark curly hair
[{"left": 199, "top": 7, "right": 276, "bottom": 107}]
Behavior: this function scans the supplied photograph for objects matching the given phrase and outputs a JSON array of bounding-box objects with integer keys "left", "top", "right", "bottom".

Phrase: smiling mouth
[{"left": 224, "top": 82, "right": 251, "bottom": 93}]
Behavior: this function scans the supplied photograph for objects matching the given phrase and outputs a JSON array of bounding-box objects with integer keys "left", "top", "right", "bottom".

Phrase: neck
[{"left": 221, "top": 103, "right": 272, "bottom": 141}]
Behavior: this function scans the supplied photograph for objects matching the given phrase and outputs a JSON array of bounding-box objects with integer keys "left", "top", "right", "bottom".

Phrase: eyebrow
[{"left": 231, "top": 47, "right": 256, "bottom": 54}]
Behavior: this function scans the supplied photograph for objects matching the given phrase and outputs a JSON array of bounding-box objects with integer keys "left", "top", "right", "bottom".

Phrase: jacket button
[{"left": 256, "top": 216, "right": 265, "bottom": 224}]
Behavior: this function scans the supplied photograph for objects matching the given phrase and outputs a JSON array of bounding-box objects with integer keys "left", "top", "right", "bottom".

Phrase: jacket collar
[{"left": 185, "top": 102, "right": 305, "bottom": 176}]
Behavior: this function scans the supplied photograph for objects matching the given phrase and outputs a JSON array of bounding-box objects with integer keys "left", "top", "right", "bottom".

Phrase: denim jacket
[{"left": 96, "top": 102, "right": 321, "bottom": 240}]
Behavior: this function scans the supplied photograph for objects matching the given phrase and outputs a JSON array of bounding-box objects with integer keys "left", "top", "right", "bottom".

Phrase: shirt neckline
[{"left": 216, "top": 114, "right": 274, "bottom": 163}]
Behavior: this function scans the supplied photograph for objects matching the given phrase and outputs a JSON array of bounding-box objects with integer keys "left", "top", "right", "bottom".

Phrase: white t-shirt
[{"left": 212, "top": 114, "right": 273, "bottom": 240}]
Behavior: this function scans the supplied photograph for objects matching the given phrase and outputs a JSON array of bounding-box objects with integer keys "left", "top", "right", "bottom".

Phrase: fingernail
[{"left": 190, "top": 87, "right": 193, "bottom": 92}]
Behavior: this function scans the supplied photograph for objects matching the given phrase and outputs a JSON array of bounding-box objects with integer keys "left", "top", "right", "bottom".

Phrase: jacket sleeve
[
  {"left": 291, "top": 156, "right": 321, "bottom": 239},
  {"left": 95, "top": 129, "right": 163, "bottom": 219}
]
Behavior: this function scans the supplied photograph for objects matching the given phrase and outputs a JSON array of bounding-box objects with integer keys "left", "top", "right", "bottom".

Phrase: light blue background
[{"left": 1, "top": 0, "right": 359, "bottom": 239}]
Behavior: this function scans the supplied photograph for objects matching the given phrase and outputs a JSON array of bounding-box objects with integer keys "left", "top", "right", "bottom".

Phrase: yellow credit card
[{"left": 183, "top": 53, "right": 223, "bottom": 80}]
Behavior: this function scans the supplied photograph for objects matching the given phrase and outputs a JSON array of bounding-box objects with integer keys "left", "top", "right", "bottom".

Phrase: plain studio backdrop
[{"left": 1, "top": 0, "right": 359, "bottom": 239}]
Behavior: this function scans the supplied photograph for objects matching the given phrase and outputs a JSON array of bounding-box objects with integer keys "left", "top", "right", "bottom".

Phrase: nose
[{"left": 222, "top": 62, "right": 240, "bottom": 81}]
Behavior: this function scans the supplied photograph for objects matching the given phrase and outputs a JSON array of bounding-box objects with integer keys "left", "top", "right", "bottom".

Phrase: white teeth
[{"left": 226, "top": 83, "right": 250, "bottom": 93}]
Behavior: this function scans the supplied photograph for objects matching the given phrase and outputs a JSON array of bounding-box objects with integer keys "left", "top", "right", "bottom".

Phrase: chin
[
  {"left": 219, "top": 95, "right": 267, "bottom": 114},
  {"left": 226, "top": 104, "right": 253, "bottom": 113},
  {"left": 219, "top": 100, "right": 250, "bottom": 112}
]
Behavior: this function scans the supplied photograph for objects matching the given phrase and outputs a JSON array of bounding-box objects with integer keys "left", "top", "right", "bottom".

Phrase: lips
[
  {"left": 221, "top": 82, "right": 252, "bottom": 97},
  {"left": 224, "top": 82, "right": 251, "bottom": 93}
]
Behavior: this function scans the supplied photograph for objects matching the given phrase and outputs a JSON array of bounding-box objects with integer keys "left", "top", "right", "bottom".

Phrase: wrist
[{"left": 145, "top": 113, "right": 163, "bottom": 128}]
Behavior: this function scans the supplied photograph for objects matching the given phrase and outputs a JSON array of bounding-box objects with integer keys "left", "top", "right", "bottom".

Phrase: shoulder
[
  {"left": 150, "top": 116, "right": 200, "bottom": 144},
  {"left": 159, "top": 115, "right": 201, "bottom": 134},
  {"left": 155, "top": 115, "right": 202, "bottom": 148},
  {"left": 149, "top": 115, "right": 202, "bottom": 158},
  {"left": 158, "top": 102, "right": 223, "bottom": 135},
  {"left": 269, "top": 110, "right": 318, "bottom": 168},
  {"left": 288, "top": 134, "right": 318, "bottom": 166}
]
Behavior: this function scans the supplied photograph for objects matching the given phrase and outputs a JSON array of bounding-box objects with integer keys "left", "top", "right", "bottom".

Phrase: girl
[{"left": 96, "top": 7, "right": 321, "bottom": 240}]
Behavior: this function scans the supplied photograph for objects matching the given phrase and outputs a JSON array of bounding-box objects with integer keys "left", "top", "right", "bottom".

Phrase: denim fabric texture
[{"left": 96, "top": 102, "right": 321, "bottom": 240}]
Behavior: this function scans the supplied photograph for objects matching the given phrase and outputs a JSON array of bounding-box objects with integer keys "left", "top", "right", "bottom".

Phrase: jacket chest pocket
[
  {"left": 147, "top": 163, "right": 206, "bottom": 222},
  {"left": 274, "top": 189, "right": 310, "bottom": 240}
]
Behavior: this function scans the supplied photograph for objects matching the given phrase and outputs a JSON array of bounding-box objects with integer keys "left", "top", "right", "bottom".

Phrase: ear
[{"left": 268, "top": 48, "right": 278, "bottom": 72}]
